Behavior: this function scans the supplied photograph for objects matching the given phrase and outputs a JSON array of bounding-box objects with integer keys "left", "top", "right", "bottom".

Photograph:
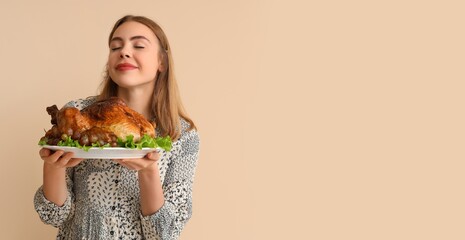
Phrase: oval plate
[{"left": 41, "top": 145, "right": 160, "bottom": 159}]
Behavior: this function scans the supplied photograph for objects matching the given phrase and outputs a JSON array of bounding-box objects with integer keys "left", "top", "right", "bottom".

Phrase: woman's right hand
[
  {"left": 40, "top": 148, "right": 83, "bottom": 206},
  {"left": 39, "top": 148, "right": 84, "bottom": 169}
]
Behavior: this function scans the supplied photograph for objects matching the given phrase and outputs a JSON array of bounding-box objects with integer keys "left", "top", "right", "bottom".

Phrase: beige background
[{"left": 1, "top": 0, "right": 465, "bottom": 239}]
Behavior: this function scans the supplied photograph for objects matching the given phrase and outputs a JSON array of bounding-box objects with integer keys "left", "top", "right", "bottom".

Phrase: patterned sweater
[{"left": 34, "top": 97, "right": 200, "bottom": 240}]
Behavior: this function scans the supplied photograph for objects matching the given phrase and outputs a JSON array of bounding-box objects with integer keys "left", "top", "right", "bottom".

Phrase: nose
[
  {"left": 120, "top": 52, "right": 130, "bottom": 59},
  {"left": 119, "top": 47, "right": 131, "bottom": 59}
]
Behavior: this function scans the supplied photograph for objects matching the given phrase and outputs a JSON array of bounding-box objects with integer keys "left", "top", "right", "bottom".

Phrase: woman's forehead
[{"left": 112, "top": 21, "right": 157, "bottom": 41}]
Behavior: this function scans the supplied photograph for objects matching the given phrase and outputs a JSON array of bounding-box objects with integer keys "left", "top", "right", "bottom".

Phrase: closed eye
[{"left": 111, "top": 47, "right": 122, "bottom": 51}]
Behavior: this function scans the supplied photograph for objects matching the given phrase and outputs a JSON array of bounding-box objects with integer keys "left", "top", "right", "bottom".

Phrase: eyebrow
[{"left": 110, "top": 36, "right": 151, "bottom": 43}]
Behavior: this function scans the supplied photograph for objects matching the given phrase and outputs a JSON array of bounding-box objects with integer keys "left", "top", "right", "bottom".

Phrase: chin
[{"left": 114, "top": 79, "right": 156, "bottom": 89}]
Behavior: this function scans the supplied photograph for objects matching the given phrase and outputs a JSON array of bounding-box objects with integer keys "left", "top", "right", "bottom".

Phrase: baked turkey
[{"left": 40, "top": 97, "right": 155, "bottom": 147}]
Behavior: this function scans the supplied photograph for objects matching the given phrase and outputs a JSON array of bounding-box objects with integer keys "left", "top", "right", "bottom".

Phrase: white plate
[{"left": 41, "top": 145, "right": 160, "bottom": 159}]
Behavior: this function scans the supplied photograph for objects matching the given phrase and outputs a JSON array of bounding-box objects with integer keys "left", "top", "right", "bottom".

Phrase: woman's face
[{"left": 108, "top": 21, "right": 162, "bottom": 90}]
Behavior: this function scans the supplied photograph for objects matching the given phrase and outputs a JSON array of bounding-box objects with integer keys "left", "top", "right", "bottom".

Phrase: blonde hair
[{"left": 98, "top": 15, "right": 196, "bottom": 140}]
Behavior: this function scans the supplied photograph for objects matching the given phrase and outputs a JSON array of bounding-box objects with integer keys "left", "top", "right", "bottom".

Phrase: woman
[{"left": 34, "top": 15, "right": 200, "bottom": 240}]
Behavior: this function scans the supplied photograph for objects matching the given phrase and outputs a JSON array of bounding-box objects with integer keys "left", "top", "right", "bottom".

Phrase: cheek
[
  {"left": 107, "top": 59, "right": 118, "bottom": 78},
  {"left": 108, "top": 53, "right": 118, "bottom": 66},
  {"left": 140, "top": 55, "right": 159, "bottom": 71}
]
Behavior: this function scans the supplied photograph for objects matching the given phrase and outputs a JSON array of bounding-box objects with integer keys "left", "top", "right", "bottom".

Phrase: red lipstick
[{"left": 116, "top": 63, "right": 137, "bottom": 71}]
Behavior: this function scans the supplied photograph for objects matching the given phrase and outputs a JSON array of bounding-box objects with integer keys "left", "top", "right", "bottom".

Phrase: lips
[{"left": 116, "top": 63, "right": 138, "bottom": 71}]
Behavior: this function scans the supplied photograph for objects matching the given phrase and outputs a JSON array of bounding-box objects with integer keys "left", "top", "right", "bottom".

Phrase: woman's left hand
[{"left": 113, "top": 151, "right": 160, "bottom": 172}]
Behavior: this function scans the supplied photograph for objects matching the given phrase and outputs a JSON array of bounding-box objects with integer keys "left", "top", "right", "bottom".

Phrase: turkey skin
[{"left": 41, "top": 97, "right": 155, "bottom": 147}]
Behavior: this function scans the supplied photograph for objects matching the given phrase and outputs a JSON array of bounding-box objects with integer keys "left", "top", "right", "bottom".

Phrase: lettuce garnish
[
  {"left": 39, "top": 134, "right": 172, "bottom": 152},
  {"left": 38, "top": 137, "right": 48, "bottom": 146}
]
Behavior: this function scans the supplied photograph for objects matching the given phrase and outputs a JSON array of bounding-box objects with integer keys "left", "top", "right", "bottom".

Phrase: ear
[
  {"left": 158, "top": 62, "right": 167, "bottom": 72},
  {"left": 158, "top": 54, "right": 168, "bottom": 72}
]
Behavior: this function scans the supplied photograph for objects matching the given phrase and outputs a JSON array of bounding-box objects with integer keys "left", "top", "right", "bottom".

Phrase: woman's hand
[
  {"left": 39, "top": 148, "right": 84, "bottom": 169},
  {"left": 39, "top": 148, "right": 84, "bottom": 206},
  {"left": 113, "top": 151, "right": 160, "bottom": 173}
]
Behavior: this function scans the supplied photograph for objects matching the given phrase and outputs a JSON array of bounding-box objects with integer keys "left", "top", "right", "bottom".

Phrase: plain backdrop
[{"left": 1, "top": 0, "right": 465, "bottom": 239}]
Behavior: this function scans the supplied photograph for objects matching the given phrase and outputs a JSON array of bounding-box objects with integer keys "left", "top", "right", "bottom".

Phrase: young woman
[{"left": 34, "top": 15, "right": 200, "bottom": 240}]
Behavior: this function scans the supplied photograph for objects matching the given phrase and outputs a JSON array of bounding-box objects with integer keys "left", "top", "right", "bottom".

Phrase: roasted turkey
[{"left": 41, "top": 97, "right": 155, "bottom": 147}]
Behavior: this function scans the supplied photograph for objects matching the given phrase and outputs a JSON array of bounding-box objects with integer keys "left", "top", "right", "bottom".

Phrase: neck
[{"left": 117, "top": 87, "right": 154, "bottom": 120}]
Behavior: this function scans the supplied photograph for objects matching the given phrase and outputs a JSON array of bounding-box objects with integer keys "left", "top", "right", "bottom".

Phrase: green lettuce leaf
[
  {"left": 39, "top": 134, "right": 172, "bottom": 152},
  {"left": 119, "top": 134, "right": 172, "bottom": 151},
  {"left": 38, "top": 137, "right": 48, "bottom": 146}
]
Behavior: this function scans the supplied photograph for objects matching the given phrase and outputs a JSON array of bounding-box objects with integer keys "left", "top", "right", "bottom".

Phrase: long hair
[{"left": 98, "top": 15, "right": 196, "bottom": 140}]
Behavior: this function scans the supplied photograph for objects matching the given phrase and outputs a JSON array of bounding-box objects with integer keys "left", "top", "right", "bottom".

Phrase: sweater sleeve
[
  {"left": 33, "top": 99, "right": 87, "bottom": 227},
  {"left": 33, "top": 167, "right": 76, "bottom": 228},
  {"left": 141, "top": 128, "right": 200, "bottom": 240}
]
